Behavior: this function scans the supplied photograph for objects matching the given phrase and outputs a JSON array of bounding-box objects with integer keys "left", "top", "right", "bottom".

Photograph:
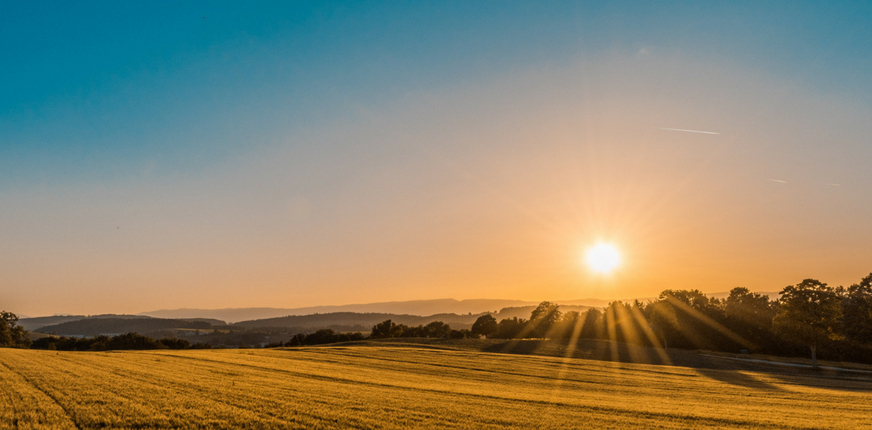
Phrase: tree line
[
  {"left": 29, "top": 332, "right": 212, "bottom": 351},
  {"left": 3, "top": 273, "right": 871, "bottom": 366},
  {"left": 466, "top": 274, "right": 872, "bottom": 367}
]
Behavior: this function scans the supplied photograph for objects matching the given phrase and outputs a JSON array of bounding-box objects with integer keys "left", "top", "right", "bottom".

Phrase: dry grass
[{"left": 1, "top": 344, "right": 870, "bottom": 429}]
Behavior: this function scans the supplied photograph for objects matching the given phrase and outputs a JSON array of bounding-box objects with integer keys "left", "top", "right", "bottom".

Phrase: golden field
[{"left": 1, "top": 343, "right": 871, "bottom": 429}]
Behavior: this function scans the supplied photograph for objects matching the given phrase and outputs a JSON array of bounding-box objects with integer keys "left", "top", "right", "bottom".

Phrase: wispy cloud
[
  {"left": 659, "top": 127, "right": 719, "bottom": 135},
  {"left": 767, "top": 179, "right": 788, "bottom": 183}
]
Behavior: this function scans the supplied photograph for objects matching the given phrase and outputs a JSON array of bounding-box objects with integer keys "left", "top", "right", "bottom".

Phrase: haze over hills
[
  {"left": 139, "top": 299, "right": 540, "bottom": 323},
  {"left": 139, "top": 298, "right": 623, "bottom": 323},
  {"left": 139, "top": 294, "right": 779, "bottom": 323},
  {"left": 21, "top": 293, "right": 782, "bottom": 330}
]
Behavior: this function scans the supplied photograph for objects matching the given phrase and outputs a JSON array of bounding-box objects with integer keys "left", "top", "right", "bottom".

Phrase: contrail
[
  {"left": 767, "top": 179, "right": 788, "bottom": 183},
  {"left": 659, "top": 127, "right": 719, "bottom": 135}
]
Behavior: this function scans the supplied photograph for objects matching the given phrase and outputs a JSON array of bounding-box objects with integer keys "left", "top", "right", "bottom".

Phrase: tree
[
  {"left": 725, "top": 287, "right": 774, "bottom": 328},
  {"left": 579, "top": 309, "right": 603, "bottom": 339},
  {"left": 647, "top": 300, "right": 678, "bottom": 349},
  {"left": 529, "top": 301, "right": 561, "bottom": 338},
  {"left": 773, "top": 279, "right": 842, "bottom": 368},
  {"left": 0, "top": 311, "right": 30, "bottom": 348},
  {"left": 370, "top": 320, "right": 403, "bottom": 339},
  {"left": 555, "top": 311, "right": 580, "bottom": 339},
  {"left": 471, "top": 314, "right": 498, "bottom": 339},
  {"left": 494, "top": 317, "right": 526, "bottom": 339},
  {"left": 722, "top": 287, "right": 777, "bottom": 352},
  {"left": 659, "top": 289, "right": 714, "bottom": 313},
  {"left": 843, "top": 273, "right": 872, "bottom": 345},
  {"left": 423, "top": 321, "right": 451, "bottom": 338}
]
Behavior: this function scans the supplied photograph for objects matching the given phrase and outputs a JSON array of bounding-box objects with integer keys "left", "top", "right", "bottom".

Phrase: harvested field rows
[{"left": 1, "top": 346, "right": 870, "bottom": 429}]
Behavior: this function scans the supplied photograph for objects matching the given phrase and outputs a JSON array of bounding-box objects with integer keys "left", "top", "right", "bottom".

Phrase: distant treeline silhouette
[
  {"left": 30, "top": 333, "right": 212, "bottom": 351},
  {"left": 274, "top": 321, "right": 471, "bottom": 347},
  {"left": 272, "top": 329, "right": 366, "bottom": 347},
  {"left": 369, "top": 320, "right": 471, "bottom": 339},
  {"left": 36, "top": 317, "right": 214, "bottom": 337},
  {"left": 466, "top": 274, "right": 872, "bottom": 366}
]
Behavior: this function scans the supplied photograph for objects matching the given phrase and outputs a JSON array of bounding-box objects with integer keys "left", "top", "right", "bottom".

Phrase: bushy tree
[
  {"left": 0, "top": 311, "right": 31, "bottom": 348},
  {"left": 471, "top": 314, "right": 498, "bottom": 338},
  {"left": 423, "top": 321, "right": 451, "bottom": 338},
  {"left": 647, "top": 300, "right": 678, "bottom": 349},
  {"left": 553, "top": 311, "right": 580, "bottom": 339},
  {"left": 370, "top": 320, "right": 404, "bottom": 339},
  {"left": 528, "top": 301, "right": 561, "bottom": 338},
  {"left": 773, "top": 279, "right": 842, "bottom": 368},
  {"left": 725, "top": 287, "right": 774, "bottom": 328},
  {"left": 579, "top": 308, "right": 603, "bottom": 339},
  {"left": 843, "top": 273, "right": 872, "bottom": 345},
  {"left": 493, "top": 317, "right": 526, "bottom": 339}
]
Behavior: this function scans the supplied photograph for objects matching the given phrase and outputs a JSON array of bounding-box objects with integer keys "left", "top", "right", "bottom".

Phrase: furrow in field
[
  {"left": 46, "top": 352, "right": 320, "bottom": 429},
  {"left": 0, "top": 355, "right": 79, "bottom": 430}
]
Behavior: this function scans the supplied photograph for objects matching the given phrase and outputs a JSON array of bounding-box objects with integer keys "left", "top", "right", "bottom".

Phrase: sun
[{"left": 585, "top": 243, "right": 621, "bottom": 273}]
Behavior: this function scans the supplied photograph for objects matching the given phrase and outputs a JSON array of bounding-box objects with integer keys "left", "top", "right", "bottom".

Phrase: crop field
[{"left": 1, "top": 344, "right": 871, "bottom": 429}]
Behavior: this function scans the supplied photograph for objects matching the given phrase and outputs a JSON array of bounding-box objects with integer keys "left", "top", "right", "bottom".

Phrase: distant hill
[
  {"left": 233, "top": 312, "right": 483, "bottom": 331},
  {"left": 19, "top": 315, "right": 87, "bottom": 332},
  {"left": 19, "top": 314, "right": 165, "bottom": 331},
  {"left": 141, "top": 299, "right": 539, "bottom": 323},
  {"left": 35, "top": 316, "right": 226, "bottom": 337},
  {"left": 139, "top": 298, "right": 617, "bottom": 323}
]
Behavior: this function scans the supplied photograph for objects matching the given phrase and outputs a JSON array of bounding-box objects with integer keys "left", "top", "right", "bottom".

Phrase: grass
[{"left": 2, "top": 341, "right": 871, "bottom": 429}]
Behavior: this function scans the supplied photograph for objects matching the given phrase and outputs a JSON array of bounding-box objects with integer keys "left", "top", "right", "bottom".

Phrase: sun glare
[{"left": 586, "top": 243, "right": 621, "bottom": 273}]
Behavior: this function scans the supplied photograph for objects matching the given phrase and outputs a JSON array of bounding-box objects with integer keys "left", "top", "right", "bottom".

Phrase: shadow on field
[
  {"left": 694, "top": 368, "right": 782, "bottom": 391},
  {"left": 332, "top": 338, "right": 872, "bottom": 392}
]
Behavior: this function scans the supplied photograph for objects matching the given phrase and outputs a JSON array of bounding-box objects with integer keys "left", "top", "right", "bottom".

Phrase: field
[{"left": 2, "top": 341, "right": 871, "bottom": 429}]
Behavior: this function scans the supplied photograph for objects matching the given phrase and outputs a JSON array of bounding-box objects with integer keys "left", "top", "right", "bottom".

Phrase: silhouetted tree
[
  {"left": 423, "top": 321, "right": 451, "bottom": 338},
  {"left": 370, "top": 320, "right": 403, "bottom": 338},
  {"left": 471, "top": 314, "right": 498, "bottom": 338},
  {"left": 647, "top": 300, "right": 678, "bottom": 349},
  {"left": 773, "top": 279, "right": 842, "bottom": 368},
  {"left": 0, "top": 311, "right": 31, "bottom": 348},
  {"left": 654, "top": 289, "right": 735, "bottom": 351},
  {"left": 843, "top": 273, "right": 872, "bottom": 345},
  {"left": 448, "top": 329, "right": 468, "bottom": 339},
  {"left": 529, "top": 301, "right": 561, "bottom": 338},
  {"left": 724, "top": 287, "right": 776, "bottom": 351},
  {"left": 725, "top": 287, "right": 774, "bottom": 328},
  {"left": 554, "top": 311, "right": 580, "bottom": 339},
  {"left": 579, "top": 308, "right": 603, "bottom": 339},
  {"left": 494, "top": 317, "right": 526, "bottom": 339}
]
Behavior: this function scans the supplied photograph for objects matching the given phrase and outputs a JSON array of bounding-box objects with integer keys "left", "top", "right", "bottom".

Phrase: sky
[{"left": 3, "top": 1, "right": 872, "bottom": 316}]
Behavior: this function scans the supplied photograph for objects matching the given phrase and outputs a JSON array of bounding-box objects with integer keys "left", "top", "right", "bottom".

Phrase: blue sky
[
  {"left": 4, "top": 1, "right": 870, "bottom": 187},
  {"left": 3, "top": 2, "right": 872, "bottom": 315}
]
